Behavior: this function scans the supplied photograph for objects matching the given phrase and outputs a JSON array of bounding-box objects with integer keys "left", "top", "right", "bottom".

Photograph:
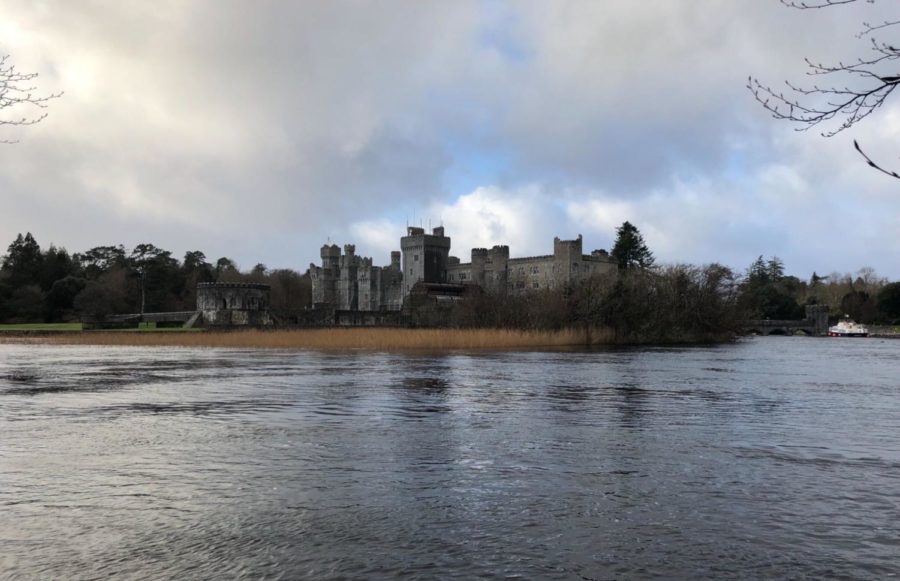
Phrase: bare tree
[
  {"left": 1, "top": 54, "right": 61, "bottom": 143},
  {"left": 748, "top": 0, "right": 900, "bottom": 178}
]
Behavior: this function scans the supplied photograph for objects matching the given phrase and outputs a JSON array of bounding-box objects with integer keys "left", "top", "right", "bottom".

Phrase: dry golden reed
[{"left": 34, "top": 327, "right": 615, "bottom": 351}]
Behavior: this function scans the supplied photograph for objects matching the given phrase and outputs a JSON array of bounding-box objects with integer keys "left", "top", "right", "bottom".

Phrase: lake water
[{"left": 1, "top": 337, "right": 898, "bottom": 579}]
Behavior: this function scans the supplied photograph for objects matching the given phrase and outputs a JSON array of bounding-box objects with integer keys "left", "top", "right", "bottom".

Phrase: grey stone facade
[
  {"left": 310, "top": 228, "right": 616, "bottom": 312},
  {"left": 310, "top": 245, "right": 402, "bottom": 311},
  {"left": 197, "top": 282, "right": 273, "bottom": 326},
  {"left": 446, "top": 235, "right": 616, "bottom": 294},
  {"left": 401, "top": 226, "right": 451, "bottom": 301}
]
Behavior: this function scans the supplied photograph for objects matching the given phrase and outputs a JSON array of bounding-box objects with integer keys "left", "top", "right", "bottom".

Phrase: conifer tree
[
  {"left": 610, "top": 221, "right": 655, "bottom": 272},
  {"left": 1, "top": 232, "right": 44, "bottom": 287}
]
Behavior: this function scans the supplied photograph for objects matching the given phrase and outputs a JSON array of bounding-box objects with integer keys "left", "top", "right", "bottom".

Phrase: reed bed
[{"left": 34, "top": 326, "right": 616, "bottom": 351}]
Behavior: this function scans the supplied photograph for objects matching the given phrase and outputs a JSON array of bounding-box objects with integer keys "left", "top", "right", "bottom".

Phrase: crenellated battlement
[
  {"left": 311, "top": 228, "right": 615, "bottom": 312},
  {"left": 488, "top": 245, "right": 509, "bottom": 259}
]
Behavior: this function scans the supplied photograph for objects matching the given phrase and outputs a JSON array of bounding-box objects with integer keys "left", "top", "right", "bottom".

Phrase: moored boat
[{"left": 828, "top": 318, "right": 868, "bottom": 337}]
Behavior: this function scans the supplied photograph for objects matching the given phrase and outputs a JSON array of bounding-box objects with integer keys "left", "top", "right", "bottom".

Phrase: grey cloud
[{"left": 2, "top": 0, "right": 900, "bottom": 278}]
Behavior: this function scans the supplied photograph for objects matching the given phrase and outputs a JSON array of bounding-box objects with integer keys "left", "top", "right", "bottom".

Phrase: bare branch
[
  {"left": 750, "top": 0, "right": 900, "bottom": 180},
  {"left": 853, "top": 139, "right": 900, "bottom": 179},
  {"left": 859, "top": 19, "right": 900, "bottom": 38},
  {"left": 780, "top": 0, "right": 864, "bottom": 9},
  {"left": 0, "top": 54, "right": 63, "bottom": 143}
]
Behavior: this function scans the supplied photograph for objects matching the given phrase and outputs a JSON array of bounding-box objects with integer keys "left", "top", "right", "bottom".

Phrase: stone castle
[{"left": 310, "top": 226, "right": 616, "bottom": 311}]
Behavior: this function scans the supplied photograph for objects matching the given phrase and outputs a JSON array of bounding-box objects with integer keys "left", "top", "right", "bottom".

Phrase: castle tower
[
  {"left": 470, "top": 248, "right": 488, "bottom": 287},
  {"left": 401, "top": 226, "right": 451, "bottom": 300},
  {"left": 321, "top": 244, "right": 340, "bottom": 270},
  {"left": 553, "top": 235, "right": 583, "bottom": 286},
  {"left": 487, "top": 245, "right": 510, "bottom": 293},
  {"left": 310, "top": 244, "right": 342, "bottom": 308},
  {"left": 339, "top": 244, "right": 359, "bottom": 310}
]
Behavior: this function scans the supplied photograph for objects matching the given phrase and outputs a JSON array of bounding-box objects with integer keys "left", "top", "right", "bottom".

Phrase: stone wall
[
  {"left": 311, "top": 230, "right": 616, "bottom": 318},
  {"left": 310, "top": 244, "right": 340, "bottom": 307},
  {"left": 197, "top": 282, "right": 272, "bottom": 326},
  {"left": 400, "top": 226, "right": 451, "bottom": 300},
  {"left": 447, "top": 235, "right": 615, "bottom": 294},
  {"left": 310, "top": 244, "right": 403, "bottom": 312}
]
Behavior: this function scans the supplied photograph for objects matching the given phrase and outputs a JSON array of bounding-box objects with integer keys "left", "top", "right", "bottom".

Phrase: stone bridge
[
  {"left": 82, "top": 311, "right": 200, "bottom": 330},
  {"left": 742, "top": 305, "right": 829, "bottom": 336}
]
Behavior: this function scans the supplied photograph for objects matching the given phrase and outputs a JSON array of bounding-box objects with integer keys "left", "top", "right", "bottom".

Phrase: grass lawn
[
  {"left": 120, "top": 323, "right": 203, "bottom": 333},
  {"left": 0, "top": 322, "right": 202, "bottom": 332},
  {"left": 0, "top": 323, "right": 83, "bottom": 332}
]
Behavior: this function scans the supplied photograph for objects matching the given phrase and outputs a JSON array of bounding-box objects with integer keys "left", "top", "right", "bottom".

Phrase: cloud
[
  {"left": 2, "top": 0, "right": 900, "bottom": 278},
  {"left": 345, "top": 186, "right": 571, "bottom": 264}
]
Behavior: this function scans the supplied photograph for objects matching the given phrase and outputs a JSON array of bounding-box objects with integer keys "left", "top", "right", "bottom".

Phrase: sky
[{"left": 2, "top": 0, "right": 900, "bottom": 279}]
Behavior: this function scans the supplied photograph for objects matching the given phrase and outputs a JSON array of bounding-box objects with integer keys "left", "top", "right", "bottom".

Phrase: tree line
[
  {"left": 0, "top": 233, "right": 310, "bottom": 323},
  {"left": 739, "top": 255, "right": 900, "bottom": 325},
  {"left": 442, "top": 222, "right": 741, "bottom": 342},
  {"left": 449, "top": 223, "right": 900, "bottom": 339},
  {"left": 2, "top": 226, "right": 899, "bottom": 331},
  {"left": 449, "top": 262, "right": 743, "bottom": 343}
]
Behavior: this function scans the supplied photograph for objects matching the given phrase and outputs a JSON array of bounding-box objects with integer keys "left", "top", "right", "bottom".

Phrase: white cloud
[
  {"left": 2, "top": 0, "right": 900, "bottom": 279},
  {"left": 348, "top": 219, "right": 400, "bottom": 266}
]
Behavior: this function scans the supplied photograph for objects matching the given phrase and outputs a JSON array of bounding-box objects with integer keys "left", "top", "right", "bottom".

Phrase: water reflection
[
  {"left": 613, "top": 384, "right": 650, "bottom": 428},
  {"left": 1, "top": 338, "right": 899, "bottom": 579},
  {"left": 400, "top": 376, "right": 450, "bottom": 393}
]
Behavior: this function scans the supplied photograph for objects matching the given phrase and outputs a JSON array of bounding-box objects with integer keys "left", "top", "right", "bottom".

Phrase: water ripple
[{"left": 1, "top": 338, "right": 899, "bottom": 579}]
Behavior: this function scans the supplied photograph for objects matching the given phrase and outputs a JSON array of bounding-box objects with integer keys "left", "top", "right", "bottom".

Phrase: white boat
[{"left": 828, "top": 318, "right": 869, "bottom": 337}]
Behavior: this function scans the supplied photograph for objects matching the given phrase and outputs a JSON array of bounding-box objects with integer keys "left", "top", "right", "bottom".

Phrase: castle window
[
  {"left": 516, "top": 281, "right": 525, "bottom": 289},
  {"left": 573, "top": 263, "right": 579, "bottom": 271},
  {"left": 518, "top": 267, "right": 524, "bottom": 275},
  {"left": 531, "top": 266, "right": 540, "bottom": 274},
  {"left": 459, "top": 273, "right": 467, "bottom": 280},
  {"left": 533, "top": 282, "right": 540, "bottom": 289},
  {"left": 414, "top": 254, "right": 419, "bottom": 262}
]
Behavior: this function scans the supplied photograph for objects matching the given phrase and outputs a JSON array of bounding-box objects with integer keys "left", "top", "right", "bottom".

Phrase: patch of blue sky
[
  {"left": 441, "top": 138, "right": 514, "bottom": 196},
  {"left": 722, "top": 149, "right": 753, "bottom": 182},
  {"left": 477, "top": 0, "right": 533, "bottom": 64}
]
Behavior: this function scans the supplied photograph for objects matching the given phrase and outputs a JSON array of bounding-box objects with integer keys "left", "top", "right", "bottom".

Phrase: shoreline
[
  {"left": 0, "top": 326, "right": 735, "bottom": 350},
  {"left": 2, "top": 327, "right": 612, "bottom": 350}
]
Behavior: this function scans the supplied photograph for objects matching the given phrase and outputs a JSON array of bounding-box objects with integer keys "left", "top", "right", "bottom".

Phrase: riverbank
[
  {"left": 12, "top": 327, "right": 618, "bottom": 350},
  {"left": 868, "top": 325, "right": 900, "bottom": 338}
]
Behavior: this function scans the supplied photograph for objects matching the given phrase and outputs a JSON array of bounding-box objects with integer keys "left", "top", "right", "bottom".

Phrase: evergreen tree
[
  {"left": 129, "top": 244, "right": 180, "bottom": 313},
  {"left": 180, "top": 251, "right": 214, "bottom": 309},
  {"left": 878, "top": 282, "right": 900, "bottom": 322},
  {"left": 1, "top": 233, "right": 44, "bottom": 288},
  {"left": 747, "top": 256, "right": 769, "bottom": 284},
  {"left": 75, "top": 245, "right": 127, "bottom": 279},
  {"left": 40, "top": 245, "right": 78, "bottom": 291},
  {"left": 740, "top": 255, "right": 804, "bottom": 320},
  {"left": 215, "top": 257, "right": 241, "bottom": 282},
  {"left": 766, "top": 256, "right": 785, "bottom": 281},
  {"left": 182, "top": 251, "right": 212, "bottom": 277},
  {"left": 249, "top": 263, "right": 268, "bottom": 282},
  {"left": 45, "top": 276, "right": 87, "bottom": 322},
  {"left": 610, "top": 221, "right": 655, "bottom": 272}
]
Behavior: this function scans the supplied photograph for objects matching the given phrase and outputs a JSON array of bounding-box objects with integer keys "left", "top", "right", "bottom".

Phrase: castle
[{"left": 310, "top": 226, "right": 616, "bottom": 311}]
